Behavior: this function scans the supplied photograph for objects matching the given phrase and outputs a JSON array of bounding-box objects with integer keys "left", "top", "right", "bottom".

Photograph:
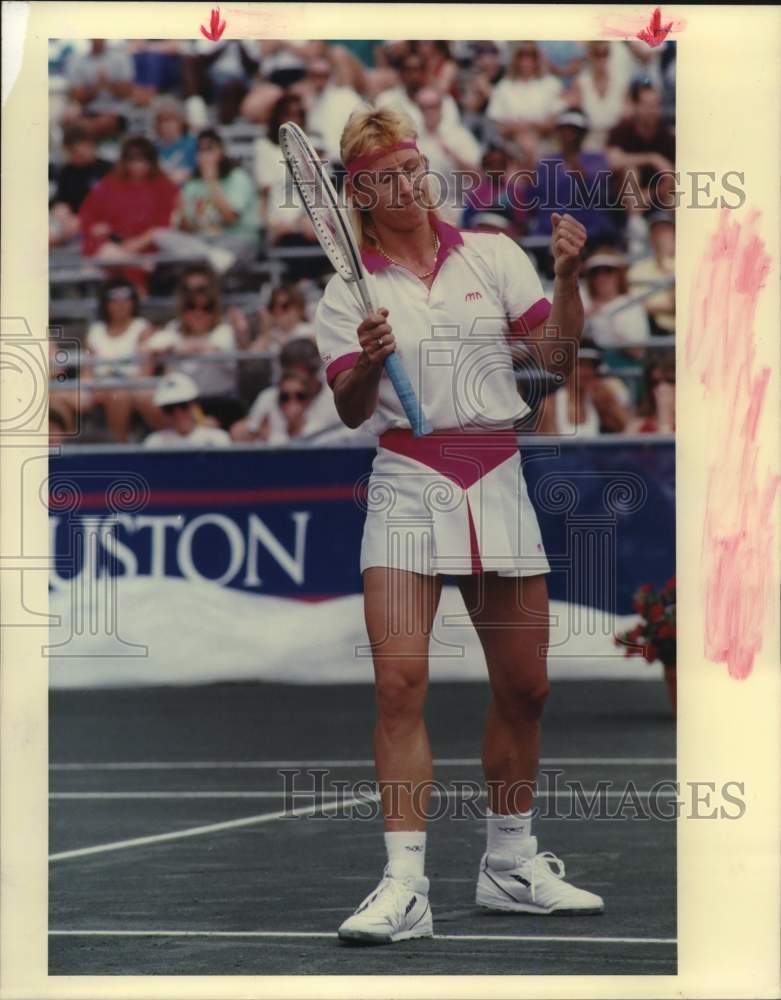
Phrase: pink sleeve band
[
  {"left": 508, "top": 297, "right": 552, "bottom": 338},
  {"left": 326, "top": 351, "right": 362, "bottom": 387}
]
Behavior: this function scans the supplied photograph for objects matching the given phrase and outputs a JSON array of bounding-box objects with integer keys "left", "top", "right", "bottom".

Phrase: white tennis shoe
[
  {"left": 338, "top": 864, "right": 433, "bottom": 944},
  {"left": 476, "top": 837, "right": 604, "bottom": 915}
]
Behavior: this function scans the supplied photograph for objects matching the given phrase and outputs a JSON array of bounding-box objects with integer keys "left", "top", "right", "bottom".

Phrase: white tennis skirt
[{"left": 359, "top": 428, "right": 551, "bottom": 577}]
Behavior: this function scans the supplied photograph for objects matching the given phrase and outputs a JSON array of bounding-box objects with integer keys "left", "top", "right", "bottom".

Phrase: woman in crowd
[
  {"left": 564, "top": 42, "right": 630, "bottom": 143},
  {"left": 249, "top": 285, "right": 315, "bottom": 357},
  {"left": 538, "top": 338, "right": 631, "bottom": 436},
  {"left": 144, "top": 271, "right": 243, "bottom": 429},
  {"left": 486, "top": 42, "right": 565, "bottom": 162},
  {"left": 628, "top": 351, "right": 675, "bottom": 433},
  {"left": 253, "top": 93, "right": 309, "bottom": 232},
  {"left": 83, "top": 277, "right": 163, "bottom": 442},
  {"left": 416, "top": 40, "right": 458, "bottom": 100},
  {"left": 152, "top": 96, "right": 198, "bottom": 186},
  {"left": 628, "top": 210, "right": 675, "bottom": 336},
  {"left": 177, "top": 128, "right": 259, "bottom": 265},
  {"left": 581, "top": 248, "right": 651, "bottom": 393},
  {"left": 78, "top": 135, "right": 179, "bottom": 286}
]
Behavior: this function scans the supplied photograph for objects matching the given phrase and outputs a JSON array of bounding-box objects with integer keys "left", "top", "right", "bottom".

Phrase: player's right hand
[{"left": 357, "top": 309, "right": 396, "bottom": 369}]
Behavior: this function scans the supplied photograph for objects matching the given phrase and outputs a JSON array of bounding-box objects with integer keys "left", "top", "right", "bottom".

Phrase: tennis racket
[{"left": 278, "top": 121, "right": 431, "bottom": 437}]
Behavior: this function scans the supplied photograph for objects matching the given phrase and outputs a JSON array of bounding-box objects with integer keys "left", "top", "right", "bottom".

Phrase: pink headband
[{"left": 345, "top": 141, "right": 419, "bottom": 178}]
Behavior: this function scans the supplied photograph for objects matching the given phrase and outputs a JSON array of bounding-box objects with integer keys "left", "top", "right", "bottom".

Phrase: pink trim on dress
[
  {"left": 325, "top": 351, "right": 362, "bottom": 387},
  {"left": 508, "top": 297, "right": 552, "bottom": 338},
  {"left": 378, "top": 427, "right": 518, "bottom": 491},
  {"left": 465, "top": 497, "right": 484, "bottom": 574}
]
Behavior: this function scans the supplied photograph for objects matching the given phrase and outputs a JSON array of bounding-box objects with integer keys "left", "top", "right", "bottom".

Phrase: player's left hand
[{"left": 551, "top": 213, "right": 587, "bottom": 279}]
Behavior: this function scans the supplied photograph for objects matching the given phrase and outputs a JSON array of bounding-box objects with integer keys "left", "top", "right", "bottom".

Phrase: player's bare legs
[
  {"left": 457, "top": 571, "right": 604, "bottom": 915},
  {"left": 456, "top": 572, "right": 549, "bottom": 813},
  {"left": 363, "top": 567, "right": 443, "bottom": 831}
]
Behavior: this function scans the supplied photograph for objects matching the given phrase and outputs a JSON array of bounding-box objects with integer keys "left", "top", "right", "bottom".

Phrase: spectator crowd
[{"left": 48, "top": 38, "right": 677, "bottom": 447}]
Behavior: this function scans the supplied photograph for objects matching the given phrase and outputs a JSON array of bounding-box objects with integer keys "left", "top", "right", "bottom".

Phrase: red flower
[
  {"left": 657, "top": 623, "right": 672, "bottom": 639},
  {"left": 665, "top": 576, "right": 676, "bottom": 590},
  {"left": 649, "top": 603, "right": 664, "bottom": 622},
  {"left": 644, "top": 643, "right": 658, "bottom": 663}
]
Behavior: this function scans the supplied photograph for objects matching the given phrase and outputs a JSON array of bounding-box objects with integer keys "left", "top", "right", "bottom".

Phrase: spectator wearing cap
[
  {"left": 582, "top": 247, "right": 652, "bottom": 393},
  {"left": 629, "top": 211, "right": 675, "bottom": 336},
  {"left": 485, "top": 42, "right": 565, "bottom": 163},
  {"left": 376, "top": 52, "right": 461, "bottom": 133},
  {"left": 49, "top": 126, "right": 112, "bottom": 247},
  {"left": 143, "top": 372, "right": 231, "bottom": 448},
  {"left": 566, "top": 43, "right": 632, "bottom": 142},
  {"left": 461, "top": 145, "right": 526, "bottom": 237},
  {"left": 302, "top": 56, "right": 364, "bottom": 164},
  {"left": 538, "top": 338, "right": 631, "bottom": 436},
  {"left": 78, "top": 136, "right": 180, "bottom": 288},
  {"left": 414, "top": 87, "right": 482, "bottom": 225},
  {"left": 606, "top": 81, "right": 675, "bottom": 211},
  {"left": 83, "top": 278, "right": 163, "bottom": 442},
  {"left": 628, "top": 351, "right": 675, "bottom": 433},
  {"left": 231, "top": 337, "right": 364, "bottom": 445},
  {"left": 152, "top": 97, "right": 198, "bottom": 186},
  {"left": 526, "top": 109, "right": 621, "bottom": 251}
]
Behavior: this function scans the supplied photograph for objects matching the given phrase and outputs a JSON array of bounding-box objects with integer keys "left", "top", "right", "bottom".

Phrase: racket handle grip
[{"left": 383, "top": 353, "right": 432, "bottom": 437}]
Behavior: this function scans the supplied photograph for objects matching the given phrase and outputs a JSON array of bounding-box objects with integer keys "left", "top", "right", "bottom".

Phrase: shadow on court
[{"left": 49, "top": 680, "right": 676, "bottom": 975}]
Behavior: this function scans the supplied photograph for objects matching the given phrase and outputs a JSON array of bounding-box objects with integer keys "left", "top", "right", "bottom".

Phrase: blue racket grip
[{"left": 384, "top": 352, "right": 431, "bottom": 437}]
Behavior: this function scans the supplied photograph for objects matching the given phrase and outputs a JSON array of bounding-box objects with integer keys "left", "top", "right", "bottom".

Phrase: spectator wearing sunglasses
[
  {"left": 144, "top": 271, "right": 242, "bottom": 429},
  {"left": 143, "top": 372, "right": 231, "bottom": 448},
  {"left": 250, "top": 285, "right": 315, "bottom": 356},
  {"left": 628, "top": 352, "right": 675, "bottom": 433},
  {"left": 231, "top": 336, "right": 364, "bottom": 445}
]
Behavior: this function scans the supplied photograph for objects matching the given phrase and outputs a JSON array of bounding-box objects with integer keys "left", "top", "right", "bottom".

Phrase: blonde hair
[{"left": 340, "top": 104, "right": 441, "bottom": 248}]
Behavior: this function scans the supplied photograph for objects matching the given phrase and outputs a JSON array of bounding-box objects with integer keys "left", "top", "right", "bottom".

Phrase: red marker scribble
[
  {"left": 637, "top": 8, "right": 674, "bottom": 47},
  {"left": 200, "top": 7, "right": 226, "bottom": 42},
  {"left": 686, "top": 209, "right": 780, "bottom": 680},
  {"left": 598, "top": 10, "right": 686, "bottom": 42}
]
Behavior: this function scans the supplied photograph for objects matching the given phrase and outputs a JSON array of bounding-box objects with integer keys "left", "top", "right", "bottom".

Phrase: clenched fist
[{"left": 551, "top": 212, "right": 587, "bottom": 279}]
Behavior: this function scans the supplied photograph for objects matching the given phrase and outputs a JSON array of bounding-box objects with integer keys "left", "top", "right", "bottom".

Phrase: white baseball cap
[{"left": 154, "top": 372, "right": 199, "bottom": 407}]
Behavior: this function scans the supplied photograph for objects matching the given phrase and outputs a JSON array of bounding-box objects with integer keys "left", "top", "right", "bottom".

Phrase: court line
[
  {"left": 51, "top": 789, "right": 679, "bottom": 801},
  {"left": 48, "top": 929, "right": 676, "bottom": 945},
  {"left": 50, "top": 757, "right": 675, "bottom": 771},
  {"left": 48, "top": 792, "right": 381, "bottom": 863}
]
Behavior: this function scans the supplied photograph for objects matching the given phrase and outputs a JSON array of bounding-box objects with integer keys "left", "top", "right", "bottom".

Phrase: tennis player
[{"left": 315, "top": 106, "right": 604, "bottom": 945}]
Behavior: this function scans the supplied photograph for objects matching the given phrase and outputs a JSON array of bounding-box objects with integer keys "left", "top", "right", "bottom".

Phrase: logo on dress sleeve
[{"left": 465, "top": 291, "right": 483, "bottom": 302}]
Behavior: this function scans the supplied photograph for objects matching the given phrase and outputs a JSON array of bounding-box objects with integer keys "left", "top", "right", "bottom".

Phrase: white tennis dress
[{"left": 314, "top": 217, "right": 552, "bottom": 577}]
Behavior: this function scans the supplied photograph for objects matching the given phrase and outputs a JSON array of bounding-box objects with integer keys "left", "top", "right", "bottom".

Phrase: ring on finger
[{"left": 377, "top": 336, "right": 384, "bottom": 348}]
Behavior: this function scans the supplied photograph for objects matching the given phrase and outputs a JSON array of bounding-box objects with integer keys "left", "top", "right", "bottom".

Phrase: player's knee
[
  {"left": 375, "top": 668, "right": 427, "bottom": 727},
  {"left": 494, "top": 674, "right": 550, "bottom": 723}
]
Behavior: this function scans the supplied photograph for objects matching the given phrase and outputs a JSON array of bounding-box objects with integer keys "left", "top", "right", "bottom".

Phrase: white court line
[
  {"left": 48, "top": 929, "right": 676, "bottom": 945},
  {"left": 51, "top": 789, "right": 679, "bottom": 801},
  {"left": 49, "top": 792, "right": 380, "bottom": 863},
  {"left": 50, "top": 757, "right": 675, "bottom": 771}
]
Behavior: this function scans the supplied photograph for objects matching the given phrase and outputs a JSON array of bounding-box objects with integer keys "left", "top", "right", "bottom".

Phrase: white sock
[
  {"left": 486, "top": 807, "right": 533, "bottom": 857},
  {"left": 384, "top": 831, "right": 426, "bottom": 879}
]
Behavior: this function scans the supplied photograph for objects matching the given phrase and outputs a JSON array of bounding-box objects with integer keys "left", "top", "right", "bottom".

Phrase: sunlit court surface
[
  {"left": 49, "top": 679, "right": 676, "bottom": 975},
  {"left": 45, "top": 31, "right": 681, "bottom": 980}
]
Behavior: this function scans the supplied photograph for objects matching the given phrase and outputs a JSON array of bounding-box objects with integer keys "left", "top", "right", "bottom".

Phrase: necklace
[{"left": 375, "top": 228, "right": 440, "bottom": 280}]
